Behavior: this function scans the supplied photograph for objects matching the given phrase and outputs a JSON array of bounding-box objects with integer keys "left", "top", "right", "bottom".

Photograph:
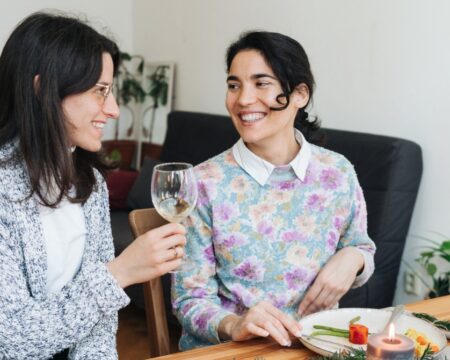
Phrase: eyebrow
[{"left": 226, "top": 73, "right": 278, "bottom": 82}]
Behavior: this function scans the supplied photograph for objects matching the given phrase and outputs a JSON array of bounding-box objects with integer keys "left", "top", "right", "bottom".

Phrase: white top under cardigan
[{"left": 38, "top": 196, "right": 86, "bottom": 294}]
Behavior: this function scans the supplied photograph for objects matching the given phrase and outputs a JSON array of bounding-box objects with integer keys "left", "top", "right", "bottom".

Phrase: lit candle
[{"left": 367, "top": 324, "right": 415, "bottom": 360}]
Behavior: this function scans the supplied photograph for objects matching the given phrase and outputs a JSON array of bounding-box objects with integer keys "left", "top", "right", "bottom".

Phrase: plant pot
[
  {"left": 102, "top": 140, "right": 137, "bottom": 170},
  {"left": 141, "top": 142, "right": 163, "bottom": 164}
]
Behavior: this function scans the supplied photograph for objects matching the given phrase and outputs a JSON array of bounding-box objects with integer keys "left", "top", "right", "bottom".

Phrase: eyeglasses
[{"left": 95, "top": 83, "right": 113, "bottom": 102}]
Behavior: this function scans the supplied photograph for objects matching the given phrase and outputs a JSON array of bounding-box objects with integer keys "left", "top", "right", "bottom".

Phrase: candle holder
[{"left": 367, "top": 333, "right": 415, "bottom": 360}]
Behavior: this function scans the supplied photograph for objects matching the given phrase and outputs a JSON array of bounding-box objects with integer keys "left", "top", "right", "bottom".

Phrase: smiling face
[
  {"left": 62, "top": 53, "right": 119, "bottom": 152},
  {"left": 226, "top": 49, "right": 309, "bottom": 157}
]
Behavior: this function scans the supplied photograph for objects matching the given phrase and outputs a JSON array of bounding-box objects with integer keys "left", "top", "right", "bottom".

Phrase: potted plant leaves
[
  {"left": 405, "top": 234, "right": 450, "bottom": 298},
  {"left": 142, "top": 65, "right": 170, "bottom": 142},
  {"left": 103, "top": 51, "right": 147, "bottom": 169}
]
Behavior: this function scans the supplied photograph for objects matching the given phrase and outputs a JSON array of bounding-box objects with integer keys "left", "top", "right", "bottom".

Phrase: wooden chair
[{"left": 128, "top": 208, "right": 171, "bottom": 357}]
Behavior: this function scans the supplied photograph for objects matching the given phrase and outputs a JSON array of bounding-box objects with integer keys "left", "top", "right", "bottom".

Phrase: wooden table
[{"left": 153, "top": 296, "right": 450, "bottom": 359}]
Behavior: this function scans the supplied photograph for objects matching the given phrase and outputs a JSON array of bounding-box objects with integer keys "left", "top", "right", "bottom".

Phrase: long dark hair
[
  {"left": 0, "top": 12, "right": 120, "bottom": 206},
  {"left": 226, "top": 31, "right": 322, "bottom": 142}
]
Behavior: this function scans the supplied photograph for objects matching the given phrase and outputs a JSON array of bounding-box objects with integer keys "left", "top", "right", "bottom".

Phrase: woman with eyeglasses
[
  {"left": 172, "top": 31, "right": 376, "bottom": 350},
  {"left": 0, "top": 12, "right": 186, "bottom": 359}
]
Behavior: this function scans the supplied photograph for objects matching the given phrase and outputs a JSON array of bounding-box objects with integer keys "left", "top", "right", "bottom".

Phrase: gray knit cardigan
[{"left": 0, "top": 141, "right": 130, "bottom": 359}]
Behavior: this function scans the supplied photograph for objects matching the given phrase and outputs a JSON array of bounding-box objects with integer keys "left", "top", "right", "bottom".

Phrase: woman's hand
[
  {"left": 297, "top": 247, "right": 364, "bottom": 316},
  {"left": 107, "top": 223, "right": 186, "bottom": 288},
  {"left": 218, "top": 301, "right": 302, "bottom": 347}
]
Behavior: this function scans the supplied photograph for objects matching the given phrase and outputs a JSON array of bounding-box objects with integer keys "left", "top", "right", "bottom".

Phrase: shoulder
[
  {"left": 0, "top": 141, "right": 17, "bottom": 162},
  {"left": 194, "top": 148, "right": 239, "bottom": 181},
  {"left": 310, "top": 144, "right": 355, "bottom": 171},
  {"left": 0, "top": 142, "right": 29, "bottom": 201},
  {"left": 308, "top": 144, "right": 358, "bottom": 185},
  {"left": 92, "top": 168, "right": 107, "bottom": 193}
]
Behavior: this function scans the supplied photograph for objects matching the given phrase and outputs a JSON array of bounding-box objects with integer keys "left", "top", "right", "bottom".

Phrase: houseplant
[
  {"left": 142, "top": 64, "right": 170, "bottom": 141},
  {"left": 405, "top": 233, "right": 450, "bottom": 298},
  {"left": 103, "top": 51, "right": 149, "bottom": 169}
]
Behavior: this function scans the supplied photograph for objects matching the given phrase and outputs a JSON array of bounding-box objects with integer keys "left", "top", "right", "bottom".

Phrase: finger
[
  {"left": 246, "top": 322, "right": 269, "bottom": 338},
  {"left": 159, "top": 234, "right": 187, "bottom": 250},
  {"left": 300, "top": 282, "right": 330, "bottom": 316},
  {"left": 303, "top": 288, "right": 328, "bottom": 316},
  {"left": 264, "top": 320, "right": 291, "bottom": 347},
  {"left": 155, "top": 258, "right": 183, "bottom": 276},
  {"left": 146, "top": 222, "right": 186, "bottom": 239},
  {"left": 322, "top": 291, "right": 342, "bottom": 310},
  {"left": 163, "top": 245, "right": 185, "bottom": 262},
  {"left": 298, "top": 282, "right": 322, "bottom": 315},
  {"left": 263, "top": 303, "right": 302, "bottom": 337},
  {"left": 166, "top": 247, "right": 178, "bottom": 262}
]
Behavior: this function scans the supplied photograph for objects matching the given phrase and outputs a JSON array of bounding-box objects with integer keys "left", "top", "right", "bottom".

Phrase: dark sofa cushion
[
  {"left": 320, "top": 129, "right": 422, "bottom": 308},
  {"left": 127, "top": 157, "right": 161, "bottom": 209},
  {"left": 160, "top": 111, "right": 239, "bottom": 165}
]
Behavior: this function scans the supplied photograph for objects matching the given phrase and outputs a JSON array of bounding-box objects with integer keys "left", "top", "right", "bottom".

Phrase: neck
[{"left": 246, "top": 132, "right": 300, "bottom": 166}]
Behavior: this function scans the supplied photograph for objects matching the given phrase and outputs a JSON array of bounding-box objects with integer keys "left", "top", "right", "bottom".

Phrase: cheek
[
  {"left": 225, "top": 92, "right": 235, "bottom": 112},
  {"left": 261, "top": 90, "right": 284, "bottom": 108}
]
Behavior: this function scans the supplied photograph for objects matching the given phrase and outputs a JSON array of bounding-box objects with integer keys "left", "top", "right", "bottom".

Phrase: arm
[
  {"left": 172, "top": 179, "right": 235, "bottom": 346},
  {"left": 298, "top": 165, "right": 376, "bottom": 316},
  {"left": 71, "top": 178, "right": 186, "bottom": 359}
]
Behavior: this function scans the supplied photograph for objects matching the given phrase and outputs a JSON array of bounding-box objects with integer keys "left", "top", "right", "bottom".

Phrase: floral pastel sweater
[
  {"left": 0, "top": 141, "right": 129, "bottom": 360},
  {"left": 172, "top": 144, "right": 376, "bottom": 350}
]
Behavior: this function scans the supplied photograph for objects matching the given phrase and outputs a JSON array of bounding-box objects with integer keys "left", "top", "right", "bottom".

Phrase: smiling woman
[
  {"left": 0, "top": 11, "right": 186, "bottom": 360},
  {"left": 172, "top": 31, "right": 376, "bottom": 351}
]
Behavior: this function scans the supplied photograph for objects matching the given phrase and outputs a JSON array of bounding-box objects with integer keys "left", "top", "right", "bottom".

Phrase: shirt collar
[{"left": 232, "top": 129, "right": 311, "bottom": 186}]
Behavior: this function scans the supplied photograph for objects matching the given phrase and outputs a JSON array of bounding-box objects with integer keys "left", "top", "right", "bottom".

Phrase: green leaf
[
  {"left": 419, "top": 251, "right": 434, "bottom": 258},
  {"left": 160, "top": 83, "right": 168, "bottom": 105},
  {"left": 426, "top": 263, "right": 437, "bottom": 276},
  {"left": 120, "top": 52, "right": 132, "bottom": 61},
  {"left": 137, "top": 59, "right": 144, "bottom": 74},
  {"left": 440, "top": 240, "right": 450, "bottom": 253}
]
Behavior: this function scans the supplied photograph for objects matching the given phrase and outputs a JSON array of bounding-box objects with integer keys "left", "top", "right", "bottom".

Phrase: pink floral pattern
[{"left": 172, "top": 145, "right": 375, "bottom": 350}]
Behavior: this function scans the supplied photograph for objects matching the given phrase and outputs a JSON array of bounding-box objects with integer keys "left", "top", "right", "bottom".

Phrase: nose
[
  {"left": 238, "top": 84, "right": 257, "bottom": 106},
  {"left": 103, "top": 93, "right": 120, "bottom": 119}
]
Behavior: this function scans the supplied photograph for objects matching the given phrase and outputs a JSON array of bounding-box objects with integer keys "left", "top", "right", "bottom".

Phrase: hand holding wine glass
[{"left": 151, "top": 162, "right": 198, "bottom": 271}]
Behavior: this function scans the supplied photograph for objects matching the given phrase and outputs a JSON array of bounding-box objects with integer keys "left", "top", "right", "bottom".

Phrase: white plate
[
  {"left": 299, "top": 308, "right": 447, "bottom": 358},
  {"left": 384, "top": 306, "right": 450, "bottom": 340}
]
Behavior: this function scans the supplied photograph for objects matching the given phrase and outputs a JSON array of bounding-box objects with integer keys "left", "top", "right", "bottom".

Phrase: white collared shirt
[{"left": 232, "top": 129, "right": 312, "bottom": 185}]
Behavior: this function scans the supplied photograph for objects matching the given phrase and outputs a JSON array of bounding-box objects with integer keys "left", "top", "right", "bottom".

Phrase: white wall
[
  {"left": 0, "top": 1, "right": 133, "bottom": 50},
  {"left": 133, "top": 0, "right": 450, "bottom": 304}
]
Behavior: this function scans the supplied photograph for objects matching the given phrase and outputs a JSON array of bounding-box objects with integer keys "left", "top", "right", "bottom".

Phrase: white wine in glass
[{"left": 151, "top": 162, "right": 197, "bottom": 270}]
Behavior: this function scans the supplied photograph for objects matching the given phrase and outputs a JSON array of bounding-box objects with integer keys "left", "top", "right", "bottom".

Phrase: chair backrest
[{"left": 128, "top": 208, "right": 170, "bottom": 357}]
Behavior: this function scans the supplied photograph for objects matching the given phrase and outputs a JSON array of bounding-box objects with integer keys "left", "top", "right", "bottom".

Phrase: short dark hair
[
  {"left": 226, "top": 31, "right": 321, "bottom": 141},
  {"left": 0, "top": 11, "right": 120, "bottom": 206}
]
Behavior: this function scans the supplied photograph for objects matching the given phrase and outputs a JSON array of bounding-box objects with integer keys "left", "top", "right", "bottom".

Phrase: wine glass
[{"left": 151, "top": 162, "right": 197, "bottom": 271}]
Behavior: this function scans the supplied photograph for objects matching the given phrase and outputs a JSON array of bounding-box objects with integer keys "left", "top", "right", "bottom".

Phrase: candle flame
[{"left": 388, "top": 323, "right": 396, "bottom": 341}]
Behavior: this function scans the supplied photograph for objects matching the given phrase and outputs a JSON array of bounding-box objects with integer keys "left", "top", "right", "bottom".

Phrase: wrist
[
  {"left": 107, "top": 257, "right": 130, "bottom": 288},
  {"left": 218, "top": 314, "right": 240, "bottom": 340},
  {"left": 344, "top": 247, "right": 365, "bottom": 274}
]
